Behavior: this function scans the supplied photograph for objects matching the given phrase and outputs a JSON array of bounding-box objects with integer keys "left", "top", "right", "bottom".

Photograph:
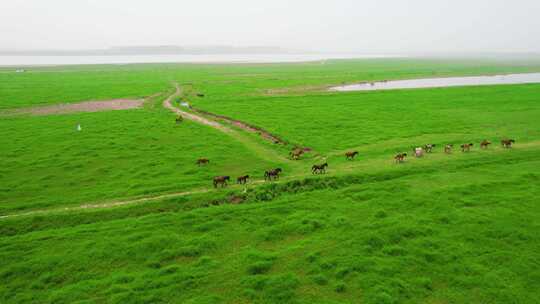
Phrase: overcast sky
[{"left": 2, "top": 0, "right": 540, "bottom": 53}]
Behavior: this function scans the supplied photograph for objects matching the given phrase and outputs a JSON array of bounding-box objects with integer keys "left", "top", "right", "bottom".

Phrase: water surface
[
  {"left": 330, "top": 73, "right": 540, "bottom": 91},
  {"left": 0, "top": 53, "right": 396, "bottom": 66}
]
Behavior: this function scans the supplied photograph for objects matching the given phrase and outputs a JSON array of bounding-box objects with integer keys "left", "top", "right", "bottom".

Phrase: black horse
[
  {"left": 236, "top": 175, "right": 250, "bottom": 184},
  {"left": 312, "top": 163, "right": 328, "bottom": 174},
  {"left": 265, "top": 168, "right": 282, "bottom": 181}
]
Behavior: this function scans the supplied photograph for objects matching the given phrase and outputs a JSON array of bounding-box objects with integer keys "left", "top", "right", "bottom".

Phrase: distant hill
[{"left": 0, "top": 46, "right": 298, "bottom": 56}]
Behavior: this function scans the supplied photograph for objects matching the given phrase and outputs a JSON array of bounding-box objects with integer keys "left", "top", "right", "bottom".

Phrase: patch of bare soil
[{"left": 6, "top": 99, "right": 145, "bottom": 116}]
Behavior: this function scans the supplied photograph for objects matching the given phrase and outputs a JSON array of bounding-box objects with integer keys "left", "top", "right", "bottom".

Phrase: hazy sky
[{"left": 2, "top": 0, "right": 540, "bottom": 53}]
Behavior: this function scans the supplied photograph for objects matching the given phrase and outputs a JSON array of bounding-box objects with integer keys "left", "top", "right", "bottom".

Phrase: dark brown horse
[
  {"left": 265, "top": 168, "right": 282, "bottom": 181},
  {"left": 501, "top": 139, "right": 515, "bottom": 148},
  {"left": 394, "top": 153, "right": 407, "bottom": 163},
  {"left": 480, "top": 140, "right": 491, "bottom": 149},
  {"left": 213, "top": 176, "right": 230, "bottom": 188},
  {"left": 236, "top": 175, "right": 250, "bottom": 184},
  {"left": 461, "top": 143, "right": 473, "bottom": 152},
  {"left": 197, "top": 158, "right": 210, "bottom": 166},
  {"left": 423, "top": 144, "right": 436, "bottom": 153},
  {"left": 345, "top": 151, "right": 359, "bottom": 160},
  {"left": 312, "top": 163, "right": 328, "bottom": 174}
]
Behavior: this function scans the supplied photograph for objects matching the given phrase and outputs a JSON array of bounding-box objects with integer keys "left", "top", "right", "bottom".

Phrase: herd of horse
[
  {"left": 394, "top": 139, "right": 515, "bottom": 163},
  {"left": 203, "top": 138, "right": 515, "bottom": 188}
]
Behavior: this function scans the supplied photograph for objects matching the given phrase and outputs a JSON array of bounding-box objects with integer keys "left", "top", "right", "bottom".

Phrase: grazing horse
[
  {"left": 236, "top": 175, "right": 250, "bottom": 184},
  {"left": 213, "top": 176, "right": 230, "bottom": 188},
  {"left": 501, "top": 139, "right": 515, "bottom": 148},
  {"left": 423, "top": 144, "right": 436, "bottom": 153},
  {"left": 196, "top": 158, "right": 210, "bottom": 166},
  {"left": 312, "top": 163, "right": 328, "bottom": 174},
  {"left": 345, "top": 151, "right": 359, "bottom": 160},
  {"left": 444, "top": 144, "right": 453, "bottom": 154},
  {"left": 265, "top": 168, "right": 282, "bottom": 181},
  {"left": 480, "top": 140, "right": 491, "bottom": 149},
  {"left": 175, "top": 115, "right": 183, "bottom": 124},
  {"left": 394, "top": 153, "right": 407, "bottom": 163},
  {"left": 414, "top": 147, "right": 424, "bottom": 158},
  {"left": 461, "top": 143, "right": 473, "bottom": 152},
  {"left": 290, "top": 148, "right": 304, "bottom": 160}
]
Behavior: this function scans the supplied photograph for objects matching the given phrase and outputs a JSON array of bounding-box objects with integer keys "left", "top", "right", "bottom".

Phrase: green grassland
[
  {"left": 192, "top": 84, "right": 540, "bottom": 153},
  {"left": 3, "top": 57, "right": 540, "bottom": 109},
  {"left": 0, "top": 97, "right": 282, "bottom": 214},
  {"left": 1, "top": 58, "right": 540, "bottom": 303},
  {"left": 1, "top": 148, "right": 539, "bottom": 303}
]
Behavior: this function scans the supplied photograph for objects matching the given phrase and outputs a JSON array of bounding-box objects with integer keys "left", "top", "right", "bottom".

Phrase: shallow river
[{"left": 330, "top": 73, "right": 540, "bottom": 91}]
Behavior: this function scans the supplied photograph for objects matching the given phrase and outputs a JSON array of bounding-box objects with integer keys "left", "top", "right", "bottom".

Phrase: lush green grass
[
  {"left": 193, "top": 83, "right": 540, "bottom": 153},
  {"left": 1, "top": 146, "right": 539, "bottom": 303},
  {"left": 0, "top": 97, "right": 280, "bottom": 214},
  {"left": 1, "top": 58, "right": 540, "bottom": 303}
]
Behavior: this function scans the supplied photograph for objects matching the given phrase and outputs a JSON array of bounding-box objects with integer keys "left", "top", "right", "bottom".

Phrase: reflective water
[
  {"left": 330, "top": 73, "right": 540, "bottom": 91},
  {"left": 0, "top": 53, "right": 396, "bottom": 66}
]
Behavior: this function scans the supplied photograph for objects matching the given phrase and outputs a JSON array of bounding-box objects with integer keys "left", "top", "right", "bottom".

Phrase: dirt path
[
  {"left": 163, "top": 84, "right": 230, "bottom": 131},
  {"left": 164, "top": 84, "right": 293, "bottom": 165},
  {"left": 0, "top": 189, "right": 210, "bottom": 220},
  {"left": 0, "top": 173, "right": 311, "bottom": 219}
]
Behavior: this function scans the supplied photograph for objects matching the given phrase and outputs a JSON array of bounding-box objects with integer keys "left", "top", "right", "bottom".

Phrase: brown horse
[
  {"left": 175, "top": 115, "right": 183, "bottom": 124},
  {"left": 345, "top": 151, "right": 359, "bottom": 160},
  {"left": 480, "top": 140, "right": 491, "bottom": 149},
  {"left": 312, "top": 163, "right": 328, "bottom": 174},
  {"left": 197, "top": 158, "right": 210, "bottom": 166},
  {"left": 394, "top": 153, "right": 407, "bottom": 163},
  {"left": 265, "top": 168, "right": 282, "bottom": 181},
  {"left": 444, "top": 144, "right": 453, "bottom": 154},
  {"left": 423, "top": 144, "right": 436, "bottom": 153},
  {"left": 290, "top": 148, "right": 304, "bottom": 160},
  {"left": 501, "top": 139, "right": 515, "bottom": 148},
  {"left": 213, "top": 176, "right": 230, "bottom": 188},
  {"left": 236, "top": 175, "right": 250, "bottom": 184},
  {"left": 461, "top": 143, "right": 473, "bottom": 152}
]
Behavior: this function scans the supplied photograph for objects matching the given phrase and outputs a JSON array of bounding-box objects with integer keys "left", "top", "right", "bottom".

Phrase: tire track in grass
[{"left": 0, "top": 173, "right": 309, "bottom": 219}]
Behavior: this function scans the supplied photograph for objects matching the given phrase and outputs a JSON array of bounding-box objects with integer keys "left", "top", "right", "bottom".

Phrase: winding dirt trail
[
  {"left": 163, "top": 83, "right": 291, "bottom": 165},
  {"left": 163, "top": 84, "right": 230, "bottom": 132}
]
